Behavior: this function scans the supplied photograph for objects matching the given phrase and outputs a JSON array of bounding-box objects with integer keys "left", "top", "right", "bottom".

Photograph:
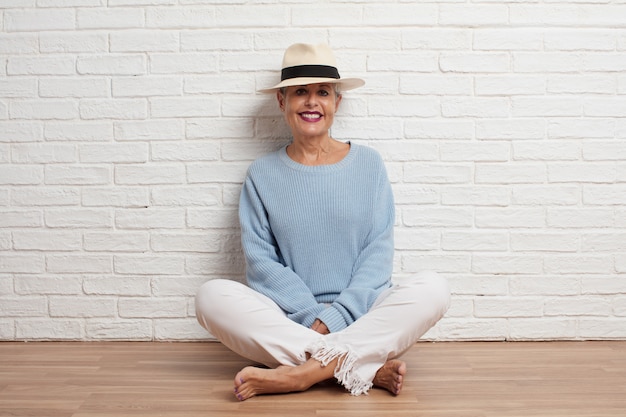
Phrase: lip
[{"left": 298, "top": 112, "right": 323, "bottom": 122}]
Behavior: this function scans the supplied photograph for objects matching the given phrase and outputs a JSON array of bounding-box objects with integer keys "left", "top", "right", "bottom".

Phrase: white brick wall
[{"left": 1, "top": 1, "right": 625, "bottom": 341}]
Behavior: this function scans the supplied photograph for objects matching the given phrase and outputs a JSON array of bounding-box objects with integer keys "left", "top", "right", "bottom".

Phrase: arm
[
  {"left": 317, "top": 165, "right": 395, "bottom": 333},
  {"left": 239, "top": 175, "right": 325, "bottom": 328}
]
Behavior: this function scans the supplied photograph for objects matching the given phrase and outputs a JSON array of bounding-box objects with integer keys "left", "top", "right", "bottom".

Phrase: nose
[{"left": 304, "top": 91, "right": 318, "bottom": 107}]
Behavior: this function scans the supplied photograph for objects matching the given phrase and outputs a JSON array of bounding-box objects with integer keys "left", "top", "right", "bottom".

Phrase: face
[{"left": 277, "top": 83, "right": 342, "bottom": 141}]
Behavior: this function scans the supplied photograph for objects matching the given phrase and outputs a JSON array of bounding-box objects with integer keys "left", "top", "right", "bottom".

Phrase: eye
[
  {"left": 318, "top": 89, "right": 329, "bottom": 96},
  {"left": 295, "top": 88, "right": 307, "bottom": 95}
]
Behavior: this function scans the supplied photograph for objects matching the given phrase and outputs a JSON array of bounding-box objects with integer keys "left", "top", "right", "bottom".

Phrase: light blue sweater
[{"left": 239, "top": 143, "right": 395, "bottom": 333}]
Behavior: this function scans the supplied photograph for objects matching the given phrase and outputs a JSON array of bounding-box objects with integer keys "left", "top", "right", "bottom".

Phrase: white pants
[{"left": 195, "top": 271, "right": 450, "bottom": 396}]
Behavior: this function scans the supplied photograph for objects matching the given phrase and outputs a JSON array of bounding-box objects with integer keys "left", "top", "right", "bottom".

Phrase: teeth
[{"left": 301, "top": 113, "right": 321, "bottom": 119}]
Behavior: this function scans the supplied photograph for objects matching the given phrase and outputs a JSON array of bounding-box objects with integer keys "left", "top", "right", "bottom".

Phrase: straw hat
[{"left": 258, "top": 43, "right": 365, "bottom": 94}]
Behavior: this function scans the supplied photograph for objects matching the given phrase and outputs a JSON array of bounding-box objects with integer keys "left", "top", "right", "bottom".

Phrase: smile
[{"left": 299, "top": 112, "right": 322, "bottom": 121}]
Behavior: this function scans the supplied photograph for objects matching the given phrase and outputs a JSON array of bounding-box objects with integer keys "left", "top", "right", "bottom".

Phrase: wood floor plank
[{"left": 1, "top": 341, "right": 625, "bottom": 417}]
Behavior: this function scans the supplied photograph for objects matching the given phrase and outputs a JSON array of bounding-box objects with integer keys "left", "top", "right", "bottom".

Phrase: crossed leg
[{"left": 233, "top": 356, "right": 406, "bottom": 401}]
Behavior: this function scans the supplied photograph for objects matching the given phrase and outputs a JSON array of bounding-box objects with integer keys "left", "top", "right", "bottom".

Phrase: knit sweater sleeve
[
  {"left": 239, "top": 174, "right": 325, "bottom": 327},
  {"left": 316, "top": 161, "right": 395, "bottom": 333}
]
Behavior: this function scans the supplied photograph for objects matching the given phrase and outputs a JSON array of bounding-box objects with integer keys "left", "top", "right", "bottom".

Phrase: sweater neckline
[{"left": 278, "top": 141, "right": 357, "bottom": 173}]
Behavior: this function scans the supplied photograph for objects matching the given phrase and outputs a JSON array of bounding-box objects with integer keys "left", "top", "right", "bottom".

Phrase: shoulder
[
  {"left": 350, "top": 143, "right": 386, "bottom": 173},
  {"left": 246, "top": 147, "right": 284, "bottom": 177}
]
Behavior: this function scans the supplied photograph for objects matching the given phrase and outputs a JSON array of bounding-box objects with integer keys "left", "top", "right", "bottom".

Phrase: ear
[
  {"left": 334, "top": 93, "right": 343, "bottom": 111},
  {"left": 277, "top": 90, "right": 285, "bottom": 111}
]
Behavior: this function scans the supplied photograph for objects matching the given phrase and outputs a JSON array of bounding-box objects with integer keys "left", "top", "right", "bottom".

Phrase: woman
[{"left": 195, "top": 43, "right": 450, "bottom": 401}]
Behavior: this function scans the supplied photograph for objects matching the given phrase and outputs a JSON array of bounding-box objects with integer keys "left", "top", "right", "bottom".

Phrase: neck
[{"left": 288, "top": 134, "right": 334, "bottom": 166}]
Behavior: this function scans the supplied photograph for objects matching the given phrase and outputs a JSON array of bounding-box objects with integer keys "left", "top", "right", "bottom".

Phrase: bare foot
[
  {"left": 373, "top": 359, "right": 406, "bottom": 395},
  {"left": 233, "top": 365, "right": 305, "bottom": 401}
]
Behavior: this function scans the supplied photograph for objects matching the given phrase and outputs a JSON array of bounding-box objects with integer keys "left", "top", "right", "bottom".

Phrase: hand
[{"left": 310, "top": 319, "right": 330, "bottom": 335}]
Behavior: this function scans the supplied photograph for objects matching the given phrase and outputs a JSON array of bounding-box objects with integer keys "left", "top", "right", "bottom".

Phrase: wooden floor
[{"left": 0, "top": 341, "right": 625, "bottom": 417}]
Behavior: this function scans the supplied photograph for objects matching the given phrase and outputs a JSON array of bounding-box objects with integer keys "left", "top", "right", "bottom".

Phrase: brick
[
  {"left": 547, "top": 208, "right": 613, "bottom": 228},
  {"left": 77, "top": 7, "right": 145, "bottom": 29},
  {"left": 155, "top": 319, "right": 209, "bottom": 341},
  {"left": 80, "top": 99, "right": 148, "bottom": 120},
  {"left": 187, "top": 162, "right": 248, "bottom": 184},
  {"left": 475, "top": 297, "right": 544, "bottom": 318},
  {"left": 185, "top": 253, "right": 244, "bottom": 275},
  {"left": 13, "top": 231, "right": 81, "bottom": 251},
  {"left": 45, "top": 165, "right": 109, "bottom": 185},
  {"left": 509, "top": 319, "right": 577, "bottom": 340},
  {"left": 85, "top": 320, "right": 152, "bottom": 340},
  {"left": 583, "top": 53, "right": 626, "bottom": 72},
  {"left": 402, "top": 29, "right": 470, "bottom": 50},
  {"left": 187, "top": 208, "right": 238, "bottom": 230},
  {"left": 472, "top": 255, "right": 543, "bottom": 275},
  {"left": 5, "top": 9, "right": 74, "bottom": 31},
  {"left": 115, "top": 208, "right": 185, "bottom": 229},
  {"left": 16, "top": 319, "right": 84, "bottom": 340},
  {"left": 39, "top": 78, "right": 109, "bottom": 98},
  {"left": 45, "top": 121, "right": 114, "bottom": 141},
  {"left": 0, "top": 297, "right": 47, "bottom": 317},
  {"left": 475, "top": 163, "right": 547, "bottom": 184},
  {"left": 0, "top": 255, "right": 44, "bottom": 273},
  {"left": 578, "top": 319, "right": 626, "bottom": 339},
  {"left": 475, "top": 208, "right": 545, "bottom": 229},
  {"left": 585, "top": 97, "right": 626, "bottom": 117},
  {"left": 187, "top": 119, "right": 254, "bottom": 140},
  {"left": 0, "top": 33, "right": 38, "bottom": 54},
  {"left": 404, "top": 163, "right": 471, "bottom": 184},
  {"left": 217, "top": 5, "right": 287, "bottom": 27},
  {"left": 441, "top": 186, "right": 510, "bottom": 207},
  {"left": 12, "top": 143, "right": 75, "bottom": 164},
  {"left": 0, "top": 210, "right": 42, "bottom": 228},
  {"left": 544, "top": 255, "right": 613, "bottom": 274},
  {"left": 442, "top": 231, "right": 508, "bottom": 251},
  {"left": 544, "top": 30, "right": 616, "bottom": 51},
  {"left": 394, "top": 228, "right": 439, "bottom": 251},
  {"left": 47, "top": 255, "right": 113, "bottom": 274},
  {"left": 83, "top": 276, "right": 151, "bottom": 296},
  {"left": 181, "top": 30, "right": 252, "bottom": 51},
  {"left": 84, "top": 232, "right": 149, "bottom": 252},
  {"left": 440, "top": 53, "right": 509, "bottom": 73},
  {"left": 0, "top": 233, "right": 10, "bottom": 250},
  {"left": 82, "top": 187, "right": 149, "bottom": 208},
  {"left": 442, "top": 97, "right": 509, "bottom": 117},
  {"left": 146, "top": 7, "right": 214, "bottom": 28},
  {"left": 79, "top": 143, "right": 148, "bottom": 163},
  {"left": 475, "top": 76, "right": 546, "bottom": 96},
  {"left": 184, "top": 75, "right": 254, "bottom": 95},
  {"left": 151, "top": 141, "right": 219, "bottom": 161},
  {"left": 403, "top": 207, "right": 473, "bottom": 228},
  {"left": 115, "top": 164, "right": 184, "bottom": 185},
  {"left": 511, "top": 232, "right": 579, "bottom": 252},
  {"left": 114, "top": 120, "right": 184, "bottom": 141},
  {"left": 402, "top": 254, "right": 470, "bottom": 273},
  {"left": 119, "top": 297, "right": 187, "bottom": 318},
  {"left": 584, "top": 141, "right": 626, "bottom": 161},
  {"left": 513, "top": 185, "right": 579, "bottom": 205},
  {"left": 39, "top": 32, "right": 108, "bottom": 53},
  {"left": 510, "top": 276, "right": 580, "bottom": 296},
  {"left": 11, "top": 100, "right": 78, "bottom": 120},
  {"left": 583, "top": 185, "right": 626, "bottom": 205},
  {"left": 151, "top": 186, "right": 221, "bottom": 206},
  {"left": 440, "top": 142, "right": 509, "bottom": 162},
  {"left": 363, "top": 4, "right": 438, "bottom": 26},
  {"left": 546, "top": 297, "right": 612, "bottom": 317},
  {"left": 50, "top": 297, "right": 116, "bottom": 318},
  {"left": 8, "top": 56, "right": 75, "bottom": 76},
  {"left": 149, "top": 53, "right": 218, "bottom": 74},
  {"left": 0, "top": 122, "right": 43, "bottom": 143},
  {"left": 548, "top": 163, "right": 616, "bottom": 183},
  {"left": 14, "top": 275, "right": 83, "bottom": 295},
  {"left": 439, "top": 319, "right": 508, "bottom": 341},
  {"left": 548, "top": 119, "right": 614, "bottom": 139},
  {"left": 369, "top": 97, "right": 438, "bottom": 117},
  {"left": 474, "top": 29, "right": 543, "bottom": 51},
  {"left": 332, "top": 118, "right": 404, "bottom": 140},
  {"left": 110, "top": 30, "right": 179, "bottom": 52},
  {"left": 77, "top": 55, "right": 146, "bottom": 76},
  {"left": 547, "top": 75, "right": 615, "bottom": 94},
  {"left": 367, "top": 53, "right": 438, "bottom": 73},
  {"left": 370, "top": 141, "right": 438, "bottom": 162},
  {"left": 513, "top": 141, "right": 580, "bottom": 161},
  {"left": 113, "top": 76, "right": 181, "bottom": 97},
  {"left": 151, "top": 232, "right": 220, "bottom": 253},
  {"left": 512, "top": 97, "right": 582, "bottom": 117},
  {"left": 582, "top": 233, "right": 626, "bottom": 252},
  {"left": 405, "top": 120, "right": 474, "bottom": 140},
  {"left": 45, "top": 208, "right": 112, "bottom": 228},
  {"left": 0, "top": 78, "right": 37, "bottom": 98},
  {"left": 510, "top": 5, "right": 626, "bottom": 27},
  {"left": 0, "top": 165, "right": 44, "bottom": 185},
  {"left": 391, "top": 184, "right": 438, "bottom": 205},
  {"left": 440, "top": 4, "right": 508, "bottom": 26},
  {"left": 150, "top": 97, "right": 219, "bottom": 118},
  {"left": 114, "top": 255, "right": 184, "bottom": 275},
  {"left": 513, "top": 53, "right": 581, "bottom": 73}
]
